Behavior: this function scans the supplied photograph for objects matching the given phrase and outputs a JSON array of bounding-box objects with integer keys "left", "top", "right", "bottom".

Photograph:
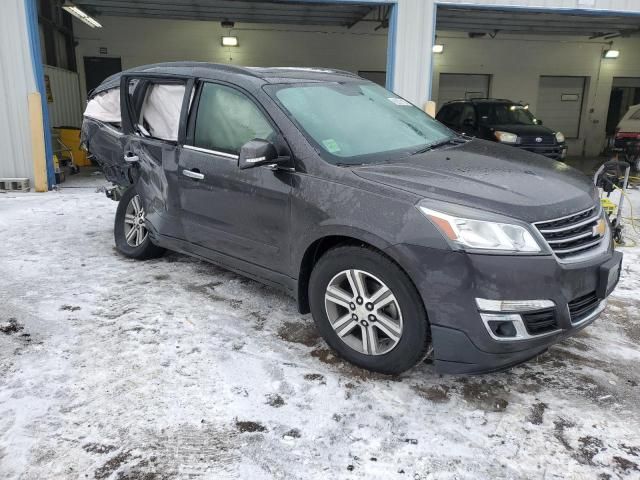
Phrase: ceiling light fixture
[
  {"left": 222, "top": 36, "right": 239, "bottom": 47},
  {"left": 62, "top": 1, "right": 102, "bottom": 28},
  {"left": 603, "top": 49, "right": 620, "bottom": 59},
  {"left": 432, "top": 44, "right": 444, "bottom": 54}
]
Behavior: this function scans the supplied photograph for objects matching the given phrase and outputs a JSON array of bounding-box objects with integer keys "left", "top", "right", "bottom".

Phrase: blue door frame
[{"left": 25, "top": 0, "right": 55, "bottom": 189}]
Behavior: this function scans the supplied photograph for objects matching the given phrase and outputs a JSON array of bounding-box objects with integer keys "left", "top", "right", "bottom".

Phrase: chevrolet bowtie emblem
[{"left": 593, "top": 218, "right": 607, "bottom": 237}]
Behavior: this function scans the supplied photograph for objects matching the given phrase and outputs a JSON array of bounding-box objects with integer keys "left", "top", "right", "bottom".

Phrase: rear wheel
[
  {"left": 114, "top": 186, "right": 165, "bottom": 260},
  {"left": 309, "top": 246, "right": 430, "bottom": 374}
]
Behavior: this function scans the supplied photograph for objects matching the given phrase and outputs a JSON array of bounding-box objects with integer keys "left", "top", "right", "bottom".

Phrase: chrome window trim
[{"left": 183, "top": 144, "right": 239, "bottom": 160}]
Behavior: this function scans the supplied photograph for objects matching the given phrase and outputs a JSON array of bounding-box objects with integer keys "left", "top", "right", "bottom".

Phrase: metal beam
[{"left": 435, "top": 6, "right": 640, "bottom": 37}]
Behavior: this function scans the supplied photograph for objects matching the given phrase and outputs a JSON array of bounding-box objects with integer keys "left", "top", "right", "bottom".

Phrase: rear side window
[
  {"left": 138, "top": 83, "right": 186, "bottom": 141},
  {"left": 631, "top": 108, "right": 640, "bottom": 120},
  {"left": 460, "top": 104, "right": 476, "bottom": 125},
  {"left": 193, "top": 83, "right": 275, "bottom": 155}
]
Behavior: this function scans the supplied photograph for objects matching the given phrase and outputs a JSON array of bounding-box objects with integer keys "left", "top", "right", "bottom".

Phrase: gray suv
[{"left": 81, "top": 62, "right": 622, "bottom": 375}]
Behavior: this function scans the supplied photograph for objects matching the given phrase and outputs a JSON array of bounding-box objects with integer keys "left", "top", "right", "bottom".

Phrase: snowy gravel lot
[{"left": 1, "top": 172, "right": 640, "bottom": 480}]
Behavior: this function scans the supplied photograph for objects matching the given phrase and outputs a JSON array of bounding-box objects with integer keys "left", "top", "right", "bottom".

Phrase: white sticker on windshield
[{"left": 388, "top": 97, "right": 411, "bottom": 106}]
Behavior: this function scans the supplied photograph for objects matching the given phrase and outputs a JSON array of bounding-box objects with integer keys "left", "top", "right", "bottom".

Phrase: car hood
[{"left": 352, "top": 139, "right": 597, "bottom": 223}]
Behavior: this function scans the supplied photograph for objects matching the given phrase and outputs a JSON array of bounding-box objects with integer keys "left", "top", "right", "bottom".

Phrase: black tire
[
  {"left": 308, "top": 245, "right": 431, "bottom": 374},
  {"left": 114, "top": 186, "right": 165, "bottom": 260}
]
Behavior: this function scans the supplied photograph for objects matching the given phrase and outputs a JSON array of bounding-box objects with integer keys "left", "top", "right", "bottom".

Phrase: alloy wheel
[
  {"left": 123, "top": 194, "right": 148, "bottom": 247},
  {"left": 324, "top": 269, "right": 403, "bottom": 355}
]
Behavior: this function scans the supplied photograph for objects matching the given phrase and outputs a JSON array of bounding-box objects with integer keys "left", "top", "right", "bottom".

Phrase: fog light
[
  {"left": 479, "top": 299, "right": 561, "bottom": 341},
  {"left": 487, "top": 320, "right": 517, "bottom": 338},
  {"left": 480, "top": 312, "right": 530, "bottom": 341}
]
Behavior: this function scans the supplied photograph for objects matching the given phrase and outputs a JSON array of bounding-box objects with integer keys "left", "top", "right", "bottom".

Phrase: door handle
[
  {"left": 182, "top": 169, "right": 205, "bottom": 180},
  {"left": 124, "top": 152, "right": 139, "bottom": 163}
]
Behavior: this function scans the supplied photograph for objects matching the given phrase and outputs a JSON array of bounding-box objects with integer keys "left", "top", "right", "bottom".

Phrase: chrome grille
[
  {"left": 520, "top": 135, "right": 554, "bottom": 145},
  {"left": 534, "top": 207, "right": 604, "bottom": 258}
]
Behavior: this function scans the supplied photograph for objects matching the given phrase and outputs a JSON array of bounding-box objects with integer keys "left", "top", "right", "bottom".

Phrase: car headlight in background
[
  {"left": 494, "top": 131, "right": 518, "bottom": 144},
  {"left": 418, "top": 206, "right": 543, "bottom": 253},
  {"left": 555, "top": 131, "right": 565, "bottom": 143}
]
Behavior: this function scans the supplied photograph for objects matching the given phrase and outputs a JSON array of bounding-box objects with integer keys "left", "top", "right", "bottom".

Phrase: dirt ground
[{"left": 1, "top": 172, "right": 639, "bottom": 479}]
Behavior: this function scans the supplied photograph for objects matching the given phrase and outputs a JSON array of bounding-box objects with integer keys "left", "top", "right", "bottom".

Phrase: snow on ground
[{"left": 1, "top": 172, "right": 640, "bottom": 480}]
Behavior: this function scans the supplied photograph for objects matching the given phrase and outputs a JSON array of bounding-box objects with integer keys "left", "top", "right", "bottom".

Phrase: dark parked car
[
  {"left": 82, "top": 62, "right": 621, "bottom": 375},
  {"left": 436, "top": 98, "right": 568, "bottom": 160}
]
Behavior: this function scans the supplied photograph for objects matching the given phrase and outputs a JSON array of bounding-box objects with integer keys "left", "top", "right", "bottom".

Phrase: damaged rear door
[
  {"left": 81, "top": 82, "right": 131, "bottom": 186},
  {"left": 120, "top": 74, "right": 193, "bottom": 242}
]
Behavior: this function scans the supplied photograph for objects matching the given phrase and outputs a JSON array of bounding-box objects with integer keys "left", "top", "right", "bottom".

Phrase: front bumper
[
  {"left": 387, "top": 244, "right": 622, "bottom": 374},
  {"left": 518, "top": 143, "right": 567, "bottom": 160}
]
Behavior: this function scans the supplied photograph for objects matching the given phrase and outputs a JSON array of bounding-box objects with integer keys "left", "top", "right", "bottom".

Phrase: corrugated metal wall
[
  {"left": 44, "top": 65, "right": 83, "bottom": 128},
  {"left": 0, "top": 0, "right": 37, "bottom": 181}
]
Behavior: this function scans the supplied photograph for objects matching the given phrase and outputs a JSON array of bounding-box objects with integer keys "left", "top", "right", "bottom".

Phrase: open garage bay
[{"left": 1, "top": 174, "right": 640, "bottom": 479}]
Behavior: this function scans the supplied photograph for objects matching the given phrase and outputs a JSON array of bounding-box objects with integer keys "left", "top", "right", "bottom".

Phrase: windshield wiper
[{"left": 411, "top": 136, "right": 466, "bottom": 156}]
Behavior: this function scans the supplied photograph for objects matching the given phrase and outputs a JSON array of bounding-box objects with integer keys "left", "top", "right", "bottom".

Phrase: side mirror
[
  {"left": 238, "top": 139, "right": 283, "bottom": 170},
  {"left": 536, "top": 119, "right": 543, "bottom": 125}
]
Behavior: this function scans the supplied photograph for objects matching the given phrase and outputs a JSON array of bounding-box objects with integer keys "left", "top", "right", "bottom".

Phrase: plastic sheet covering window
[
  {"left": 83, "top": 88, "right": 121, "bottom": 124},
  {"left": 139, "top": 84, "right": 185, "bottom": 142}
]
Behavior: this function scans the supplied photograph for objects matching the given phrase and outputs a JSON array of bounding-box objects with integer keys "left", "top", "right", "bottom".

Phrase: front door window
[{"left": 193, "top": 83, "right": 275, "bottom": 154}]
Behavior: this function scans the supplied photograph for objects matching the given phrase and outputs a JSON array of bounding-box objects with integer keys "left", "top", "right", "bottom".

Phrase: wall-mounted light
[
  {"left": 432, "top": 44, "right": 444, "bottom": 54},
  {"left": 603, "top": 49, "right": 620, "bottom": 59},
  {"left": 62, "top": 1, "right": 102, "bottom": 28},
  {"left": 222, "top": 36, "right": 239, "bottom": 47}
]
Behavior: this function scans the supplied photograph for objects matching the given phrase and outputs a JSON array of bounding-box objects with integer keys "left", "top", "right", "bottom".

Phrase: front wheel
[
  {"left": 114, "top": 186, "right": 165, "bottom": 260},
  {"left": 309, "top": 246, "right": 431, "bottom": 374}
]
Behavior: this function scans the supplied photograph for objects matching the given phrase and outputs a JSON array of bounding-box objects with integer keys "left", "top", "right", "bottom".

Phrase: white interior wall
[
  {"left": 432, "top": 34, "right": 640, "bottom": 156},
  {"left": 72, "top": 16, "right": 388, "bottom": 103},
  {"left": 71, "top": 7, "right": 640, "bottom": 158}
]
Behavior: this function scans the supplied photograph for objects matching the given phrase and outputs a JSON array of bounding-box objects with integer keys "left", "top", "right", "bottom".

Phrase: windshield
[
  {"left": 266, "top": 82, "right": 453, "bottom": 165},
  {"left": 476, "top": 103, "right": 539, "bottom": 126}
]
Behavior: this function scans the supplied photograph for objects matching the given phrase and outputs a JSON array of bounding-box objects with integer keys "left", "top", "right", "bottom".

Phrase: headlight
[
  {"left": 418, "top": 206, "right": 542, "bottom": 253},
  {"left": 555, "top": 131, "right": 565, "bottom": 143},
  {"left": 494, "top": 131, "right": 518, "bottom": 144}
]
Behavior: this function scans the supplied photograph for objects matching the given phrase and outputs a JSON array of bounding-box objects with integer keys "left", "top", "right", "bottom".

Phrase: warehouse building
[{"left": 1, "top": 0, "right": 640, "bottom": 190}]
